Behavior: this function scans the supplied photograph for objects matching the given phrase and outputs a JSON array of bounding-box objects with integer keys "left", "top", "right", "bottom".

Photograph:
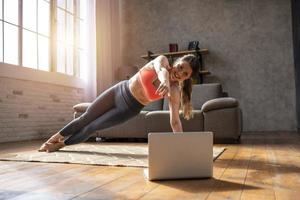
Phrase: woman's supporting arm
[{"left": 168, "top": 84, "right": 183, "bottom": 133}]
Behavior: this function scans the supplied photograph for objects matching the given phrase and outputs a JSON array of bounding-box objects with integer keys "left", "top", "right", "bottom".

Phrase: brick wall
[{"left": 0, "top": 77, "right": 85, "bottom": 143}]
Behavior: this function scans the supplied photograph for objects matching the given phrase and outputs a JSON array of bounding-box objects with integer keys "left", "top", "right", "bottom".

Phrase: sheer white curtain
[
  {"left": 83, "top": 0, "right": 97, "bottom": 102},
  {"left": 96, "top": 0, "right": 121, "bottom": 94}
]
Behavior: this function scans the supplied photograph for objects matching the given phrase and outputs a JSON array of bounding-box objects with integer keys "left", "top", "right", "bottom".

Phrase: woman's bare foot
[
  {"left": 46, "top": 133, "right": 65, "bottom": 143},
  {"left": 38, "top": 142, "right": 48, "bottom": 152},
  {"left": 39, "top": 141, "right": 66, "bottom": 153},
  {"left": 38, "top": 133, "right": 65, "bottom": 152}
]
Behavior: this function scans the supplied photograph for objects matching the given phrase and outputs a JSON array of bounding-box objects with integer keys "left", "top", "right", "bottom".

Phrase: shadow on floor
[{"left": 151, "top": 178, "right": 259, "bottom": 193}]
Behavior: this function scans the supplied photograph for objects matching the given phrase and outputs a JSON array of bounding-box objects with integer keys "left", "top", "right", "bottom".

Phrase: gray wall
[{"left": 120, "top": 0, "right": 297, "bottom": 132}]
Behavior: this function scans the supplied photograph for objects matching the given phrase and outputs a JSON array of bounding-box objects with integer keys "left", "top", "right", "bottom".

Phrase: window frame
[{"left": 0, "top": 0, "right": 85, "bottom": 88}]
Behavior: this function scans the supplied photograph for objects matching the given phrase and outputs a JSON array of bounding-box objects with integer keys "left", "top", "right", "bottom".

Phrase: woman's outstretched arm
[{"left": 151, "top": 55, "right": 171, "bottom": 97}]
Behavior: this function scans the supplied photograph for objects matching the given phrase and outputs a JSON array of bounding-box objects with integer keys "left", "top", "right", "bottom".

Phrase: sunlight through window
[
  {"left": 0, "top": 0, "right": 92, "bottom": 79},
  {"left": 0, "top": 1, "right": 2, "bottom": 62},
  {"left": 38, "top": 0, "right": 50, "bottom": 36},
  {"left": 79, "top": 20, "right": 86, "bottom": 49},
  {"left": 66, "top": 45, "right": 73, "bottom": 75},
  {"left": 23, "top": 0, "right": 37, "bottom": 31},
  {"left": 57, "top": 0, "right": 66, "bottom": 9},
  {"left": 66, "top": 13, "right": 74, "bottom": 46},
  {"left": 57, "top": 42, "right": 65, "bottom": 73},
  {"left": 80, "top": 0, "right": 87, "bottom": 19},
  {"left": 0, "top": 0, "right": 2, "bottom": 21},
  {"left": 38, "top": 35, "right": 49, "bottom": 71},
  {"left": 4, "top": 23, "right": 18, "bottom": 65},
  {"left": 80, "top": 49, "right": 87, "bottom": 80},
  {"left": 79, "top": 0, "right": 88, "bottom": 80},
  {"left": 0, "top": 23, "right": 3, "bottom": 62},
  {"left": 57, "top": 9, "right": 65, "bottom": 43},
  {"left": 4, "top": 0, "right": 18, "bottom": 25},
  {"left": 23, "top": 30, "right": 37, "bottom": 69},
  {"left": 66, "top": 0, "right": 73, "bottom": 13}
]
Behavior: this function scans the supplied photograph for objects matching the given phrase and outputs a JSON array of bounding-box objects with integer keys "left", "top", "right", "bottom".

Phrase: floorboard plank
[
  {"left": 207, "top": 144, "right": 253, "bottom": 200},
  {"left": 73, "top": 169, "right": 158, "bottom": 200},
  {"left": 28, "top": 166, "right": 136, "bottom": 199},
  {"left": 267, "top": 137, "right": 300, "bottom": 200},
  {"left": 240, "top": 138, "right": 276, "bottom": 200}
]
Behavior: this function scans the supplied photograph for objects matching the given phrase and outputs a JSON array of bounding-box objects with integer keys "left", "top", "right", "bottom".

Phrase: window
[
  {"left": 1, "top": 0, "right": 19, "bottom": 65},
  {"left": 0, "top": 0, "right": 88, "bottom": 78},
  {"left": 0, "top": 2, "right": 2, "bottom": 62},
  {"left": 23, "top": 0, "right": 50, "bottom": 71}
]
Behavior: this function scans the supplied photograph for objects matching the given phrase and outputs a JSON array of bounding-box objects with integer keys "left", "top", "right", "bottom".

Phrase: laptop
[{"left": 144, "top": 132, "right": 213, "bottom": 181}]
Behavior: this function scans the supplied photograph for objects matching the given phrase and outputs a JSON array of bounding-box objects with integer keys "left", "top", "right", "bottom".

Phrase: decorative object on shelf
[
  {"left": 117, "top": 66, "right": 138, "bottom": 80},
  {"left": 188, "top": 41, "right": 200, "bottom": 50},
  {"left": 169, "top": 43, "right": 178, "bottom": 52},
  {"left": 147, "top": 51, "right": 154, "bottom": 60},
  {"left": 187, "top": 40, "right": 203, "bottom": 84}
]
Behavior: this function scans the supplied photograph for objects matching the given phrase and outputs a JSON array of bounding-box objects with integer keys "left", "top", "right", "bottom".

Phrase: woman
[{"left": 39, "top": 54, "right": 200, "bottom": 152}]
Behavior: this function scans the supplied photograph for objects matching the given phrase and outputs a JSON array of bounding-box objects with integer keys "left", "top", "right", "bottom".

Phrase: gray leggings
[{"left": 59, "top": 80, "right": 144, "bottom": 145}]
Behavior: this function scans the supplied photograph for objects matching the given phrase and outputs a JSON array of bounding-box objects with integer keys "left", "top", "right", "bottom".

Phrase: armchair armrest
[
  {"left": 201, "top": 97, "right": 238, "bottom": 112},
  {"left": 73, "top": 102, "right": 91, "bottom": 113}
]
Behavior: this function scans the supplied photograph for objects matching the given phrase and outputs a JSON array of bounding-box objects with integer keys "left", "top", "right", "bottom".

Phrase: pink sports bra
[{"left": 138, "top": 69, "right": 163, "bottom": 101}]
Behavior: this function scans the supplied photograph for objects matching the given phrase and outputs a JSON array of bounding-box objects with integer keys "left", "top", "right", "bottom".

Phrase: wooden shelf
[
  {"left": 199, "top": 70, "right": 211, "bottom": 75},
  {"left": 141, "top": 49, "right": 209, "bottom": 60}
]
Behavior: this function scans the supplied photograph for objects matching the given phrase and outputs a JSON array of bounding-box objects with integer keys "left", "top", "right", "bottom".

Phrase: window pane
[
  {"left": 57, "top": 0, "right": 66, "bottom": 9},
  {"left": 38, "top": 0, "right": 50, "bottom": 36},
  {"left": 66, "top": 45, "right": 73, "bottom": 75},
  {"left": 0, "top": 23, "right": 2, "bottom": 62},
  {"left": 75, "top": 48, "right": 80, "bottom": 77},
  {"left": 79, "top": 20, "right": 85, "bottom": 48},
  {"left": 23, "top": 30, "right": 37, "bottom": 69},
  {"left": 79, "top": 0, "right": 87, "bottom": 19},
  {"left": 57, "top": 43, "right": 65, "bottom": 73},
  {"left": 23, "top": 0, "right": 37, "bottom": 31},
  {"left": 4, "top": 23, "right": 18, "bottom": 65},
  {"left": 38, "top": 35, "right": 49, "bottom": 71},
  {"left": 66, "top": 13, "right": 73, "bottom": 45},
  {"left": 66, "top": 0, "right": 73, "bottom": 13},
  {"left": 0, "top": 0, "right": 2, "bottom": 20},
  {"left": 57, "top": 9, "right": 65, "bottom": 42},
  {"left": 4, "top": 0, "right": 18, "bottom": 25},
  {"left": 79, "top": 49, "right": 86, "bottom": 79}
]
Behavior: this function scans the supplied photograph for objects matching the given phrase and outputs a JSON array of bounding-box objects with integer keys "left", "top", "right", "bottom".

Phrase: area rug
[{"left": 0, "top": 143, "right": 225, "bottom": 168}]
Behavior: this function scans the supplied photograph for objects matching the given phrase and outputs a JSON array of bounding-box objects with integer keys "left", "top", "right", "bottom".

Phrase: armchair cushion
[
  {"left": 143, "top": 99, "right": 163, "bottom": 111},
  {"left": 201, "top": 97, "right": 238, "bottom": 112},
  {"left": 191, "top": 83, "right": 223, "bottom": 109}
]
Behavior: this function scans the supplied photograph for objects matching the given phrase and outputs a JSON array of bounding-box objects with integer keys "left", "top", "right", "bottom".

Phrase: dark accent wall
[
  {"left": 120, "top": 0, "right": 297, "bottom": 132},
  {"left": 292, "top": 0, "right": 300, "bottom": 131}
]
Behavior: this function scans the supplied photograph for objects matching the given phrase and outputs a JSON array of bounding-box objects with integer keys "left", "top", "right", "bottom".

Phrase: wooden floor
[{"left": 0, "top": 132, "right": 300, "bottom": 200}]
